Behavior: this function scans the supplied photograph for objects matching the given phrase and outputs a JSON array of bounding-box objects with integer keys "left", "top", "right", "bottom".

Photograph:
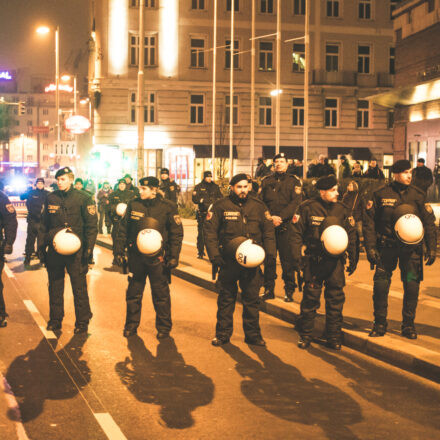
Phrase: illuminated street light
[
  {"left": 36, "top": 26, "right": 50, "bottom": 35},
  {"left": 61, "top": 74, "right": 71, "bottom": 82},
  {"left": 270, "top": 89, "right": 283, "bottom": 97}
]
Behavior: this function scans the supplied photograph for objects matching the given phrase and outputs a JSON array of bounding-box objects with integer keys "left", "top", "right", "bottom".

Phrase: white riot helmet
[
  {"left": 53, "top": 228, "right": 81, "bottom": 255},
  {"left": 320, "top": 217, "right": 348, "bottom": 256},
  {"left": 393, "top": 204, "right": 424, "bottom": 245},
  {"left": 226, "top": 237, "right": 265, "bottom": 268},
  {"left": 136, "top": 217, "right": 162, "bottom": 255},
  {"left": 116, "top": 203, "right": 127, "bottom": 217}
]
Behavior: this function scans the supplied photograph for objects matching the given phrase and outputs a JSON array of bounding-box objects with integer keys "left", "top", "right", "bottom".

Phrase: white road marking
[
  {"left": 350, "top": 281, "right": 403, "bottom": 299},
  {"left": 1, "top": 373, "right": 30, "bottom": 440},
  {"left": 22, "top": 300, "right": 57, "bottom": 340},
  {"left": 94, "top": 413, "right": 128, "bottom": 440},
  {"left": 4, "top": 264, "right": 14, "bottom": 279}
]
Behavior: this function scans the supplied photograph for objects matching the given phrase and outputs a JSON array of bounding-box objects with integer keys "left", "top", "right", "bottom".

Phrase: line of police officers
[{"left": 0, "top": 157, "right": 436, "bottom": 352}]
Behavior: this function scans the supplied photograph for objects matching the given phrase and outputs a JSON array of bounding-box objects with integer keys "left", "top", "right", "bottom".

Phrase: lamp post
[{"left": 61, "top": 74, "right": 78, "bottom": 114}]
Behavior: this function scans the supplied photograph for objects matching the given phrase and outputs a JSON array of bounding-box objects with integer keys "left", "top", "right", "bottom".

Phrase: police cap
[
  {"left": 230, "top": 173, "right": 249, "bottom": 186},
  {"left": 273, "top": 152, "right": 287, "bottom": 161},
  {"left": 160, "top": 168, "right": 169, "bottom": 174},
  {"left": 391, "top": 160, "right": 411, "bottom": 174},
  {"left": 74, "top": 178, "right": 83, "bottom": 185},
  {"left": 139, "top": 176, "right": 159, "bottom": 188},
  {"left": 118, "top": 178, "right": 126, "bottom": 185},
  {"left": 203, "top": 171, "right": 212, "bottom": 178},
  {"left": 55, "top": 167, "right": 73, "bottom": 179},
  {"left": 36, "top": 177, "right": 45, "bottom": 184},
  {"left": 123, "top": 173, "right": 133, "bottom": 181},
  {"left": 316, "top": 175, "right": 337, "bottom": 190}
]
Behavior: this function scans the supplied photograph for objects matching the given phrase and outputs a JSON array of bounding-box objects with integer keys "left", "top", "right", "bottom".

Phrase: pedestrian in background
[
  {"left": 97, "top": 181, "right": 113, "bottom": 234},
  {"left": 363, "top": 159, "right": 436, "bottom": 340},
  {"left": 0, "top": 186, "right": 18, "bottom": 328},
  {"left": 352, "top": 161, "right": 363, "bottom": 178},
  {"left": 342, "top": 180, "right": 363, "bottom": 263},
  {"left": 338, "top": 155, "right": 352, "bottom": 180},
  {"left": 192, "top": 171, "right": 222, "bottom": 259},
  {"left": 204, "top": 173, "right": 276, "bottom": 347},
  {"left": 124, "top": 174, "right": 140, "bottom": 196},
  {"left": 363, "top": 158, "right": 385, "bottom": 180},
  {"left": 255, "top": 157, "right": 271, "bottom": 179},
  {"left": 412, "top": 157, "right": 433, "bottom": 194}
]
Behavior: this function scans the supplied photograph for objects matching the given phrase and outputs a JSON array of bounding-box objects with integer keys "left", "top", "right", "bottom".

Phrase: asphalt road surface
[{"left": 1, "top": 221, "right": 440, "bottom": 440}]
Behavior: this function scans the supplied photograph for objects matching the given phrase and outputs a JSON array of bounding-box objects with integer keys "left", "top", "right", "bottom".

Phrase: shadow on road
[
  {"left": 308, "top": 345, "right": 440, "bottom": 433},
  {"left": 5, "top": 334, "right": 89, "bottom": 423},
  {"left": 115, "top": 335, "right": 214, "bottom": 429},
  {"left": 222, "top": 343, "right": 362, "bottom": 440}
]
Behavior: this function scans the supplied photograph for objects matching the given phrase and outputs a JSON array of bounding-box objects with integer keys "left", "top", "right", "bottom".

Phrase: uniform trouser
[
  {"left": 216, "top": 260, "right": 263, "bottom": 340},
  {"left": 98, "top": 206, "right": 112, "bottom": 233},
  {"left": 25, "top": 219, "right": 39, "bottom": 257},
  {"left": 373, "top": 245, "right": 422, "bottom": 327},
  {"left": 46, "top": 248, "right": 92, "bottom": 326},
  {"left": 196, "top": 212, "right": 206, "bottom": 255},
  {"left": 264, "top": 226, "right": 296, "bottom": 292},
  {"left": 111, "top": 220, "right": 120, "bottom": 257},
  {"left": 125, "top": 254, "right": 171, "bottom": 333},
  {"left": 298, "top": 257, "right": 345, "bottom": 340},
  {"left": 0, "top": 256, "right": 6, "bottom": 318}
]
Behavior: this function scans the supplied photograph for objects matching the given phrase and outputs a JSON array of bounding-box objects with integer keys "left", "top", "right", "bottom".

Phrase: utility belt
[{"left": 376, "top": 235, "right": 397, "bottom": 249}]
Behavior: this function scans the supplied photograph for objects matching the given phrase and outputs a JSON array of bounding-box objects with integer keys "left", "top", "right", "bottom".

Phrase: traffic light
[{"left": 18, "top": 102, "right": 26, "bottom": 115}]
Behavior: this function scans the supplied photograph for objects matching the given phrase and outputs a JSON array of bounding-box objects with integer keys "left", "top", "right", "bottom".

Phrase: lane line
[
  {"left": 1, "top": 373, "right": 30, "bottom": 440},
  {"left": 94, "top": 413, "right": 128, "bottom": 440},
  {"left": 22, "top": 300, "right": 57, "bottom": 340}
]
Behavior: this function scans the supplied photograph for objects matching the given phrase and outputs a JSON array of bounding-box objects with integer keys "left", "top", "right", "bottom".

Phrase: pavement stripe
[
  {"left": 94, "top": 413, "right": 128, "bottom": 440},
  {"left": 22, "top": 300, "right": 57, "bottom": 340},
  {"left": 4, "top": 264, "right": 14, "bottom": 279},
  {"left": 1, "top": 373, "right": 30, "bottom": 440},
  {"left": 182, "top": 240, "right": 196, "bottom": 247}
]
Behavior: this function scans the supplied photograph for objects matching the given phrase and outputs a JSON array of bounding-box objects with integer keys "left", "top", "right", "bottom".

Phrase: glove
[
  {"left": 166, "top": 258, "right": 178, "bottom": 269},
  {"left": 3, "top": 244, "right": 13, "bottom": 255},
  {"left": 425, "top": 251, "right": 436, "bottom": 266},
  {"left": 346, "top": 260, "right": 357, "bottom": 276},
  {"left": 212, "top": 255, "right": 225, "bottom": 267},
  {"left": 366, "top": 248, "right": 379, "bottom": 266}
]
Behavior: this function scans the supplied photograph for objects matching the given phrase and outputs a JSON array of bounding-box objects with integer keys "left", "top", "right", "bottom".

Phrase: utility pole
[
  {"left": 303, "top": 0, "right": 310, "bottom": 179},
  {"left": 211, "top": 0, "right": 218, "bottom": 180},
  {"left": 137, "top": 0, "right": 145, "bottom": 182},
  {"left": 228, "top": 0, "right": 235, "bottom": 179},
  {"left": 275, "top": 0, "right": 281, "bottom": 155},
  {"left": 250, "top": 0, "right": 256, "bottom": 176}
]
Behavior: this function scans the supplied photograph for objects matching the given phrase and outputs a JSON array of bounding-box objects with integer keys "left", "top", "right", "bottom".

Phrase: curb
[{"left": 96, "top": 239, "right": 440, "bottom": 384}]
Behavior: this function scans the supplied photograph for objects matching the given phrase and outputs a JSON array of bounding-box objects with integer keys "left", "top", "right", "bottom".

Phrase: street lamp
[
  {"left": 61, "top": 74, "right": 78, "bottom": 114},
  {"left": 36, "top": 25, "right": 60, "bottom": 142}
]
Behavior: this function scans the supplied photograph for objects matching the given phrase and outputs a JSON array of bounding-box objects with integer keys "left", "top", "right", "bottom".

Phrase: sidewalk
[{"left": 96, "top": 218, "right": 440, "bottom": 383}]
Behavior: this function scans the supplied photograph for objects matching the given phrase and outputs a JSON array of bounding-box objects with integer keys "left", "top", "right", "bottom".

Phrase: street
[{"left": 1, "top": 220, "right": 440, "bottom": 440}]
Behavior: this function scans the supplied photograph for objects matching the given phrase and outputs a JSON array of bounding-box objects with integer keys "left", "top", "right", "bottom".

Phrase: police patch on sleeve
[
  {"left": 366, "top": 200, "right": 373, "bottom": 210},
  {"left": 5, "top": 204, "right": 15, "bottom": 213},
  {"left": 425, "top": 203, "right": 433, "bottom": 214},
  {"left": 87, "top": 205, "right": 97, "bottom": 215},
  {"left": 173, "top": 215, "right": 182, "bottom": 225},
  {"left": 292, "top": 214, "right": 300, "bottom": 224}
]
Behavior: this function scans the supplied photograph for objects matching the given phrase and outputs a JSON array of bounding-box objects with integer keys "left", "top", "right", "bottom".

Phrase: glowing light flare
[
  {"left": 108, "top": 0, "right": 128, "bottom": 75},
  {"left": 0, "top": 71, "right": 13, "bottom": 80},
  {"left": 159, "top": 0, "right": 179, "bottom": 78},
  {"left": 409, "top": 111, "right": 424, "bottom": 122},
  {"left": 61, "top": 74, "right": 71, "bottom": 82},
  {"left": 45, "top": 83, "right": 73, "bottom": 93},
  {"left": 65, "top": 115, "right": 91, "bottom": 134},
  {"left": 427, "top": 110, "right": 440, "bottom": 120},
  {"left": 270, "top": 89, "right": 283, "bottom": 96},
  {"left": 36, "top": 26, "right": 50, "bottom": 35}
]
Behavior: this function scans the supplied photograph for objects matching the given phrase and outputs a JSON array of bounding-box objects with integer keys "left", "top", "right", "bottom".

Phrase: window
[
  {"left": 190, "top": 94, "right": 204, "bottom": 124},
  {"left": 293, "top": 0, "right": 305, "bottom": 15},
  {"left": 428, "top": 0, "right": 435, "bottom": 13},
  {"left": 389, "top": 47, "right": 395, "bottom": 74},
  {"left": 129, "top": 91, "right": 156, "bottom": 124},
  {"left": 387, "top": 110, "right": 394, "bottom": 129},
  {"left": 190, "top": 38, "right": 205, "bottom": 68},
  {"left": 43, "top": 132, "right": 49, "bottom": 138},
  {"left": 13, "top": 108, "right": 18, "bottom": 116},
  {"left": 359, "top": 0, "right": 371, "bottom": 19},
  {"left": 395, "top": 28, "right": 402, "bottom": 43},
  {"left": 225, "top": 39, "right": 239, "bottom": 69},
  {"left": 191, "top": 0, "right": 205, "bottom": 9},
  {"left": 292, "top": 97, "right": 304, "bottom": 127},
  {"left": 43, "top": 155, "right": 48, "bottom": 162},
  {"left": 292, "top": 43, "right": 305, "bottom": 72},
  {"left": 259, "top": 41, "right": 274, "bottom": 71},
  {"left": 226, "top": 0, "right": 239, "bottom": 11},
  {"left": 260, "top": 0, "right": 274, "bottom": 13},
  {"left": 26, "top": 155, "right": 33, "bottom": 161},
  {"left": 129, "top": 34, "right": 157, "bottom": 66},
  {"left": 259, "top": 97, "right": 272, "bottom": 126},
  {"left": 358, "top": 45, "right": 371, "bottom": 74},
  {"left": 324, "top": 98, "right": 338, "bottom": 127},
  {"left": 357, "top": 100, "right": 369, "bottom": 128},
  {"left": 325, "top": 43, "right": 339, "bottom": 72},
  {"left": 129, "top": 0, "right": 156, "bottom": 7},
  {"left": 225, "top": 95, "right": 238, "bottom": 125},
  {"left": 326, "top": 0, "right": 339, "bottom": 17},
  {"left": 27, "top": 108, "right": 33, "bottom": 115},
  {"left": 43, "top": 108, "right": 49, "bottom": 115},
  {"left": 27, "top": 120, "right": 32, "bottom": 126},
  {"left": 390, "top": 0, "right": 399, "bottom": 17}
]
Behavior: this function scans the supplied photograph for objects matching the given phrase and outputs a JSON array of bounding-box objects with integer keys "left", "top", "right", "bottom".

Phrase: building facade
[{"left": 90, "top": 0, "right": 396, "bottom": 187}]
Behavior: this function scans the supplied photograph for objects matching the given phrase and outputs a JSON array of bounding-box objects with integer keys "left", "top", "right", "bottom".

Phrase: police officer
[
  {"left": 0, "top": 190, "right": 18, "bottom": 327},
  {"left": 290, "top": 175, "right": 357, "bottom": 350},
  {"left": 159, "top": 168, "right": 180, "bottom": 203},
  {"left": 259, "top": 152, "right": 303, "bottom": 302},
  {"left": 22, "top": 178, "right": 49, "bottom": 266},
  {"left": 204, "top": 173, "right": 276, "bottom": 346},
  {"left": 363, "top": 159, "right": 437, "bottom": 339},
  {"left": 39, "top": 167, "right": 98, "bottom": 333},
  {"left": 97, "top": 181, "right": 113, "bottom": 234},
  {"left": 123, "top": 174, "right": 140, "bottom": 196},
  {"left": 108, "top": 179, "right": 136, "bottom": 265},
  {"left": 192, "top": 171, "right": 222, "bottom": 258},
  {"left": 114, "top": 176, "right": 183, "bottom": 338}
]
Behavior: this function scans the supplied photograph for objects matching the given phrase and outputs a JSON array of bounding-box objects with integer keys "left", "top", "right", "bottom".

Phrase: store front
[{"left": 193, "top": 145, "right": 237, "bottom": 183}]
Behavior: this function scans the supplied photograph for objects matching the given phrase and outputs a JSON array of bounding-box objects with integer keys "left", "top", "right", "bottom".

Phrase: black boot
[
  {"left": 369, "top": 322, "right": 387, "bottom": 337},
  {"left": 284, "top": 290, "right": 294, "bottom": 303},
  {"left": 298, "top": 335, "right": 311, "bottom": 349},
  {"left": 401, "top": 325, "right": 417, "bottom": 340},
  {"left": 24, "top": 256, "right": 31, "bottom": 267},
  {"left": 260, "top": 289, "right": 275, "bottom": 301}
]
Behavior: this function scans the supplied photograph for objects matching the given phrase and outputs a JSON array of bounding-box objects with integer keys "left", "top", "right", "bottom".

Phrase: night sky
[{"left": 0, "top": 0, "right": 89, "bottom": 79}]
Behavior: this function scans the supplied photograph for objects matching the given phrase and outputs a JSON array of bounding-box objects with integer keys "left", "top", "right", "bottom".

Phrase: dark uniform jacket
[
  {"left": 39, "top": 187, "right": 98, "bottom": 254},
  {"left": 126, "top": 182, "right": 140, "bottom": 197},
  {"left": 289, "top": 197, "right": 356, "bottom": 262},
  {"left": 23, "top": 189, "right": 49, "bottom": 222},
  {"left": 412, "top": 166, "right": 434, "bottom": 193},
  {"left": 192, "top": 181, "right": 222, "bottom": 212},
  {"left": 108, "top": 190, "right": 136, "bottom": 222},
  {"left": 160, "top": 179, "right": 180, "bottom": 203},
  {"left": 0, "top": 191, "right": 18, "bottom": 248},
  {"left": 204, "top": 194, "right": 276, "bottom": 261},
  {"left": 259, "top": 172, "right": 302, "bottom": 222},
  {"left": 115, "top": 196, "right": 183, "bottom": 261},
  {"left": 97, "top": 189, "right": 112, "bottom": 209},
  {"left": 363, "top": 182, "right": 436, "bottom": 253},
  {"left": 364, "top": 166, "right": 385, "bottom": 180}
]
